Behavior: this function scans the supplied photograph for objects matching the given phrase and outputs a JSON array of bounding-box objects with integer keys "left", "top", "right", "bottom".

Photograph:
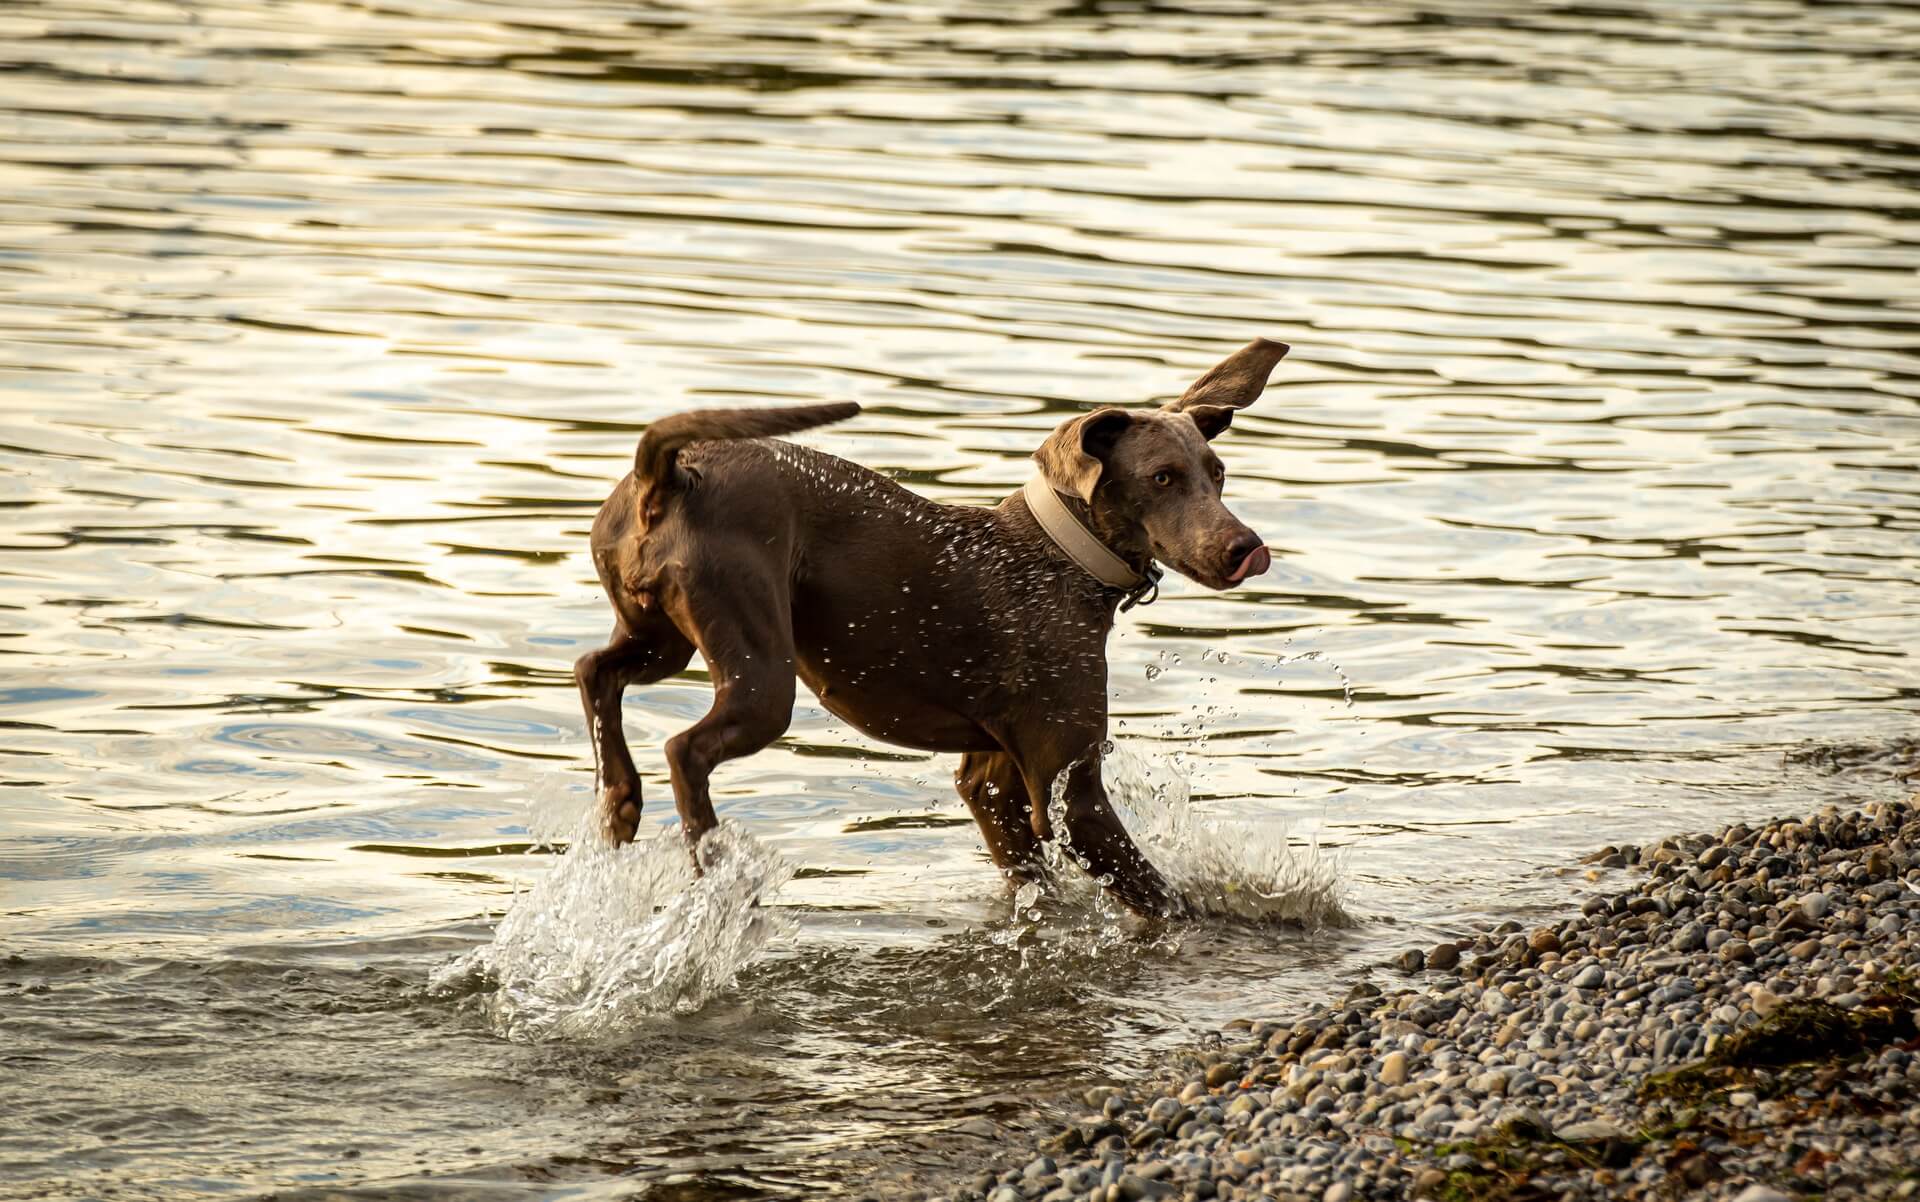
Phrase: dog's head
[{"left": 1033, "top": 338, "right": 1287, "bottom": 590}]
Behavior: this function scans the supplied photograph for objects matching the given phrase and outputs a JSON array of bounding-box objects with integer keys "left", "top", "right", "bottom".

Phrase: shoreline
[{"left": 931, "top": 794, "right": 1920, "bottom": 1202}]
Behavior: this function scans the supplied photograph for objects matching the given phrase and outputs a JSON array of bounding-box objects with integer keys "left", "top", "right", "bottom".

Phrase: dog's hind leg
[
  {"left": 575, "top": 622, "right": 694, "bottom": 844},
  {"left": 662, "top": 574, "right": 797, "bottom": 856},
  {"left": 955, "top": 750, "right": 1045, "bottom": 889}
]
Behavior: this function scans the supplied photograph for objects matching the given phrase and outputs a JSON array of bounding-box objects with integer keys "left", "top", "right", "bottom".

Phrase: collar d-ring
[{"left": 1119, "top": 563, "right": 1163, "bottom": 612}]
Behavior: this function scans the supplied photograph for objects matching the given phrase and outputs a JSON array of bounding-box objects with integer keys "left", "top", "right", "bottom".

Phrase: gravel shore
[{"left": 940, "top": 795, "right": 1920, "bottom": 1202}]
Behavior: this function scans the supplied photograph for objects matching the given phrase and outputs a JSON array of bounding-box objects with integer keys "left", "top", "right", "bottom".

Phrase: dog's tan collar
[{"left": 1022, "top": 476, "right": 1162, "bottom": 610}]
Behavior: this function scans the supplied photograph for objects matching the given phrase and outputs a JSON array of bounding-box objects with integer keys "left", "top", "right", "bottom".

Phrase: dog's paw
[{"left": 601, "top": 785, "right": 640, "bottom": 846}]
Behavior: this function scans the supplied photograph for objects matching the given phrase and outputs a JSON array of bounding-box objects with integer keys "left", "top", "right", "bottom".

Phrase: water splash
[
  {"left": 1279, "top": 647, "right": 1357, "bottom": 709},
  {"left": 1045, "top": 741, "right": 1349, "bottom": 928},
  {"left": 430, "top": 801, "right": 795, "bottom": 1041}
]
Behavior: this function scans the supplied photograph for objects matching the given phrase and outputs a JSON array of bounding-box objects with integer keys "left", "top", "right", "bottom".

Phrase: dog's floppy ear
[
  {"left": 1033, "top": 407, "right": 1134, "bottom": 503},
  {"left": 1163, "top": 337, "right": 1289, "bottom": 414}
]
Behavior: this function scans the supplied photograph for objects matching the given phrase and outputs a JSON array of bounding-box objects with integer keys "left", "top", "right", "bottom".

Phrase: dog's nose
[{"left": 1225, "top": 532, "right": 1269, "bottom": 583}]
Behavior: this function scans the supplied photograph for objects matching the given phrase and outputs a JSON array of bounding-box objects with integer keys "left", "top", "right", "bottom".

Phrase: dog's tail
[{"left": 634, "top": 402, "right": 861, "bottom": 486}]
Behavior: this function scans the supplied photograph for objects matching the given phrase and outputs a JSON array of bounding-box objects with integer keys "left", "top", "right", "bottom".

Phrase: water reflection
[{"left": 3, "top": 0, "right": 1918, "bottom": 1196}]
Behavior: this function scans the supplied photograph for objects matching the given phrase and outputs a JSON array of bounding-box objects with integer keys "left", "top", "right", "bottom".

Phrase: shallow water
[{"left": 3, "top": 0, "right": 1918, "bottom": 1197}]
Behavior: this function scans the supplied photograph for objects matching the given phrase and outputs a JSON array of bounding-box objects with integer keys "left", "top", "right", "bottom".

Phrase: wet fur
[{"left": 576, "top": 338, "right": 1288, "bottom": 916}]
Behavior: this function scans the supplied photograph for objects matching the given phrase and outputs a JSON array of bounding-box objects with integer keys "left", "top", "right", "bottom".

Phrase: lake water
[{"left": 2, "top": 1, "right": 1917, "bottom": 1198}]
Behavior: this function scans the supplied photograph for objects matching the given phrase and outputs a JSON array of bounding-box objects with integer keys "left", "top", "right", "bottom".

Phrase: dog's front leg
[{"left": 1014, "top": 739, "right": 1181, "bottom": 919}]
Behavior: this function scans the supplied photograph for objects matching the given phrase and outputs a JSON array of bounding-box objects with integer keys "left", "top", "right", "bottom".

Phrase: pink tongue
[{"left": 1228, "top": 545, "right": 1271, "bottom": 583}]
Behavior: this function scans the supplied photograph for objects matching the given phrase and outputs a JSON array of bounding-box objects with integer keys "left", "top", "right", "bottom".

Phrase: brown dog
[{"left": 576, "top": 338, "right": 1289, "bottom": 917}]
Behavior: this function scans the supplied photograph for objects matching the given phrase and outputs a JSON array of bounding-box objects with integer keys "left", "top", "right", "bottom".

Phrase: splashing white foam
[
  {"left": 1047, "top": 741, "right": 1348, "bottom": 928},
  {"left": 429, "top": 799, "right": 795, "bottom": 1041}
]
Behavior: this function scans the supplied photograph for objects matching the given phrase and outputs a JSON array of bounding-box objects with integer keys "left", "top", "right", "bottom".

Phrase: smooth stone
[
  {"left": 1116, "top": 1175, "right": 1173, "bottom": 1201},
  {"left": 1415, "top": 1102, "right": 1454, "bottom": 1130},
  {"left": 1379, "top": 1051, "right": 1409, "bottom": 1087}
]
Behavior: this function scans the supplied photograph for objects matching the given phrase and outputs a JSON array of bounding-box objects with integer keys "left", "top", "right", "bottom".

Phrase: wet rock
[
  {"left": 1414, "top": 1101, "right": 1454, "bottom": 1131},
  {"left": 1116, "top": 1174, "right": 1173, "bottom": 1201}
]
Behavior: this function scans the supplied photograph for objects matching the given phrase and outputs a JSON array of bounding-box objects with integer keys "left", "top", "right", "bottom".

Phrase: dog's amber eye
[{"left": 1153, "top": 471, "right": 1172, "bottom": 487}]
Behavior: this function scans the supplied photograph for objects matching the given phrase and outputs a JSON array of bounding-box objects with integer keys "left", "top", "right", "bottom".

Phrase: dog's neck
[{"left": 1018, "top": 478, "right": 1161, "bottom": 609}]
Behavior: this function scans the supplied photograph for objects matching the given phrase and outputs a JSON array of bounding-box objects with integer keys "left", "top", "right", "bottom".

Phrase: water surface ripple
[{"left": 2, "top": 0, "right": 1917, "bottom": 1198}]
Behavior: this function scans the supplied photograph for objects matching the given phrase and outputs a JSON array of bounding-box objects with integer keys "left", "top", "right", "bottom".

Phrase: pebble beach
[{"left": 938, "top": 792, "right": 1920, "bottom": 1202}]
